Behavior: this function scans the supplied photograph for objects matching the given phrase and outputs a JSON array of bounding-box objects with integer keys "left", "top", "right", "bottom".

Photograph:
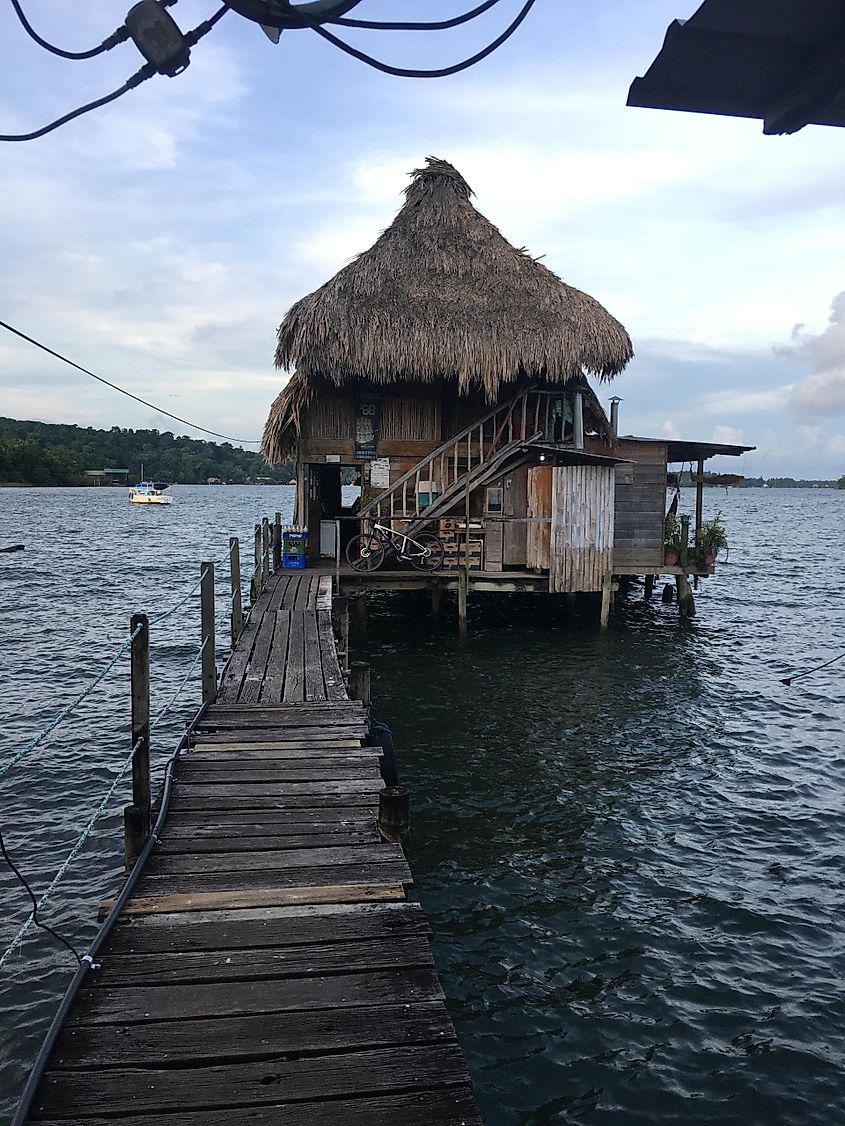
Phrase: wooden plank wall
[
  {"left": 613, "top": 440, "right": 667, "bottom": 570},
  {"left": 526, "top": 466, "right": 552, "bottom": 572},
  {"left": 550, "top": 465, "right": 615, "bottom": 593}
]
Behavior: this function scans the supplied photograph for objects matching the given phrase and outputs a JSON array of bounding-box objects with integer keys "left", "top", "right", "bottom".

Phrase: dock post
[
  {"left": 262, "top": 517, "right": 270, "bottom": 587},
  {"left": 201, "top": 562, "right": 216, "bottom": 703},
  {"left": 229, "top": 537, "right": 242, "bottom": 646},
  {"left": 348, "top": 661, "right": 371, "bottom": 708},
  {"left": 273, "top": 511, "right": 282, "bottom": 571},
  {"left": 252, "top": 523, "right": 261, "bottom": 601},
  {"left": 679, "top": 514, "right": 690, "bottom": 570},
  {"left": 332, "top": 596, "right": 349, "bottom": 675},
  {"left": 430, "top": 580, "right": 442, "bottom": 620},
  {"left": 600, "top": 576, "right": 612, "bottom": 630},
  {"left": 124, "top": 612, "right": 150, "bottom": 869},
  {"left": 351, "top": 592, "right": 368, "bottom": 641},
  {"left": 457, "top": 567, "right": 468, "bottom": 639},
  {"left": 644, "top": 574, "right": 655, "bottom": 600},
  {"left": 379, "top": 786, "right": 410, "bottom": 846}
]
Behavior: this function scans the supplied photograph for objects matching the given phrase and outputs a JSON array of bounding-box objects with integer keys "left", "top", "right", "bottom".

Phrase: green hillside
[{"left": 0, "top": 418, "right": 293, "bottom": 486}]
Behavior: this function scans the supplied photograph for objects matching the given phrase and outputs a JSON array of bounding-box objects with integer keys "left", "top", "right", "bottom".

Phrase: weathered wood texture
[
  {"left": 550, "top": 464, "right": 615, "bottom": 593},
  {"left": 27, "top": 569, "right": 479, "bottom": 1124},
  {"left": 526, "top": 465, "right": 553, "bottom": 572},
  {"left": 613, "top": 438, "right": 667, "bottom": 569}
]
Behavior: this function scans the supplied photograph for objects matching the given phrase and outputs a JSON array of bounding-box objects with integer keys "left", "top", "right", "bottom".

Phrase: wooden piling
[
  {"left": 351, "top": 592, "right": 368, "bottom": 641},
  {"left": 379, "top": 786, "right": 410, "bottom": 846},
  {"left": 123, "top": 612, "right": 150, "bottom": 869},
  {"left": 348, "top": 661, "right": 371, "bottom": 708},
  {"left": 430, "top": 581, "right": 442, "bottom": 620},
  {"left": 200, "top": 562, "right": 216, "bottom": 704},
  {"left": 273, "top": 511, "right": 282, "bottom": 571},
  {"left": 600, "top": 576, "right": 612, "bottom": 630},
  {"left": 457, "top": 567, "right": 468, "bottom": 639},
  {"left": 262, "top": 517, "right": 271, "bottom": 587},
  {"left": 229, "top": 537, "right": 242, "bottom": 647},
  {"left": 676, "top": 573, "right": 696, "bottom": 618},
  {"left": 251, "top": 523, "right": 261, "bottom": 602},
  {"left": 332, "top": 595, "right": 350, "bottom": 674},
  {"left": 644, "top": 574, "right": 655, "bottom": 600}
]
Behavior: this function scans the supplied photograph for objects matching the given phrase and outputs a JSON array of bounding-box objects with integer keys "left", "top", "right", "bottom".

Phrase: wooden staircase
[{"left": 361, "top": 386, "right": 549, "bottom": 528}]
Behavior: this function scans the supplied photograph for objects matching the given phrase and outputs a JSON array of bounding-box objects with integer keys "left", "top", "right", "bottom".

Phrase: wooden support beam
[
  {"left": 229, "top": 537, "right": 242, "bottom": 647},
  {"left": 273, "top": 511, "right": 282, "bottom": 571},
  {"left": 600, "top": 576, "right": 612, "bottom": 630},
  {"left": 430, "top": 581, "right": 442, "bottom": 620},
  {"left": 379, "top": 786, "right": 410, "bottom": 846},
  {"left": 457, "top": 568, "right": 468, "bottom": 640},
  {"left": 124, "top": 612, "right": 150, "bottom": 869},
  {"left": 644, "top": 574, "right": 655, "bottom": 600},
  {"left": 200, "top": 562, "right": 216, "bottom": 705}
]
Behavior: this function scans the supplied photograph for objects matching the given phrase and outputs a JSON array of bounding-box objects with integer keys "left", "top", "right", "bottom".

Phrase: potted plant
[
  {"left": 664, "top": 512, "right": 681, "bottom": 565},
  {"left": 696, "top": 512, "right": 728, "bottom": 567}
]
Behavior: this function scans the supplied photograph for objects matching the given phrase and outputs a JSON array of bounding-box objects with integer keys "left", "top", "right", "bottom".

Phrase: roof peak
[{"left": 404, "top": 156, "right": 473, "bottom": 202}]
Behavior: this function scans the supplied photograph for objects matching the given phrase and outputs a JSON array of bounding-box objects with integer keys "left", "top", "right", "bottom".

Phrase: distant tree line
[
  {"left": 677, "top": 470, "right": 837, "bottom": 489},
  {"left": 0, "top": 418, "right": 294, "bottom": 486}
]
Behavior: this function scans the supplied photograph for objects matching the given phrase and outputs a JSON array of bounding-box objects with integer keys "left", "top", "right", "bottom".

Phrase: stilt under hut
[{"left": 262, "top": 157, "right": 752, "bottom": 625}]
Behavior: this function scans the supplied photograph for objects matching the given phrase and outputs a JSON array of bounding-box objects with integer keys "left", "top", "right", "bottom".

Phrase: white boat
[{"left": 129, "top": 480, "right": 173, "bottom": 505}]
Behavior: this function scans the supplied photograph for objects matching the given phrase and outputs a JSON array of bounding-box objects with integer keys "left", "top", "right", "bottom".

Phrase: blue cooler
[{"left": 283, "top": 553, "right": 307, "bottom": 569}]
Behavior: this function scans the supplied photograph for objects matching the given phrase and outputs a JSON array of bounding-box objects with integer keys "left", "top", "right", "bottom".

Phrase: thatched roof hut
[{"left": 263, "top": 156, "right": 632, "bottom": 463}]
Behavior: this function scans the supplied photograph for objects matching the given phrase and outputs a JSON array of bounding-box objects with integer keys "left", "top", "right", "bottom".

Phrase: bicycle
[{"left": 346, "top": 522, "right": 444, "bottom": 572}]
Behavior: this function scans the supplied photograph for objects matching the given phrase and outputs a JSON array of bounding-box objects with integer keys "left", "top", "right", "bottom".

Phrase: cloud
[
  {"left": 712, "top": 424, "right": 745, "bottom": 444},
  {"left": 780, "top": 293, "right": 845, "bottom": 416}
]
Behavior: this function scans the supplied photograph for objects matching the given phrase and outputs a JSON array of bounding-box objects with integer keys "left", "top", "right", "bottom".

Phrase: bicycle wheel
[
  {"left": 346, "top": 533, "right": 385, "bottom": 572},
  {"left": 408, "top": 532, "right": 444, "bottom": 572}
]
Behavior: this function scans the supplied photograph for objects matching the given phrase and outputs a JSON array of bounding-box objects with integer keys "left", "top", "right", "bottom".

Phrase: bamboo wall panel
[
  {"left": 526, "top": 466, "right": 553, "bottom": 572},
  {"left": 550, "top": 465, "right": 615, "bottom": 593},
  {"left": 303, "top": 396, "right": 357, "bottom": 440},
  {"left": 380, "top": 398, "right": 440, "bottom": 442}
]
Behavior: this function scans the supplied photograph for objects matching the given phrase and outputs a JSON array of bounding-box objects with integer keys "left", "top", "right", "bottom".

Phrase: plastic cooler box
[{"left": 282, "top": 553, "right": 307, "bottom": 569}]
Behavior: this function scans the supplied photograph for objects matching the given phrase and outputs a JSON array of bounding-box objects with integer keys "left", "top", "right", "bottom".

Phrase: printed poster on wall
[
  {"left": 369, "top": 457, "right": 390, "bottom": 488},
  {"left": 355, "top": 397, "right": 379, "bottom": 460}
]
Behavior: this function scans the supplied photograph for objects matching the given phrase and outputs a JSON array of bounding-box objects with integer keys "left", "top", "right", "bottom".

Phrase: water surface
[{"left": 1, "top": 486, "right": 843, "bottom": 1123}]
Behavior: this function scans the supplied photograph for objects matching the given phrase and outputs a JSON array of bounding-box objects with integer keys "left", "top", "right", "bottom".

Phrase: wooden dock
[{"left": 26, "top": 572, "right": 481, "bottom": 1125}]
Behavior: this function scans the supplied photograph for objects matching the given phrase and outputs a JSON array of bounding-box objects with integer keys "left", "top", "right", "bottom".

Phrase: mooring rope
[
  {"left": 149, "top": 566, "right": 211, "bottom": 626},
  {"left": 0, "top": 740, "right": 140, "bottom": 968},
  {"left": 781, "top": 648, "right": 845, "bottom": 687},
  {"left": 0, "top": 623, "right": 143, "bottom": 779}
]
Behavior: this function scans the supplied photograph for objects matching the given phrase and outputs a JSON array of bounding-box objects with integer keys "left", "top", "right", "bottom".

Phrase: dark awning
[
  {"left": 627, "top": 0, "right": 845, "bottom": 134},
  {"left": 523, "top": 444, "right": 631, "bottom": 468},
  {"left": 620, "top": 436, "right": 755, "bottom": 462}
]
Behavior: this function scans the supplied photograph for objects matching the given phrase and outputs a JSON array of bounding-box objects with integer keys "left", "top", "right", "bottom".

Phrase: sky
[{"left": 1, "top": 0, "right": 844, "bottom": 478}]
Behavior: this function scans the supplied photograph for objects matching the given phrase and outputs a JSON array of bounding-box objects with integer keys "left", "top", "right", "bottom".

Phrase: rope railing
[
  {"left": 0, "top": 518, "right": 279, "bottom": 976},
  {"left": 0, "top": 739, "right": 140, "bottom": 969},
  {"left": 0, "top": 622, "right": 144, "bottom": 780}
]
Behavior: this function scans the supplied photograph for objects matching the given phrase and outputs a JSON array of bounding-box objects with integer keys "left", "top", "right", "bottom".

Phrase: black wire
[
  {"left": 0, "top": 826, "right": 82, "bottom": 966},
  {"left": 0, "top": 63, "right": 155, "bottom": 143},
  {"left": 781, "top": 649, "right": 845, "bottom": 687},
  {"left": 8, "top": 0, "right": 129, "bottom": 60},
  {"left": 305, "top": 0, "right": 536, "bottom": 78},
  {"left": 0, "top": 320, "right": 261, "bottom": 444},
  {"left": 184, "top": 3, "right": 230, "bottom": 46},
  {"left": 330, "top": 0, "right": 502, "bottom": 31}
]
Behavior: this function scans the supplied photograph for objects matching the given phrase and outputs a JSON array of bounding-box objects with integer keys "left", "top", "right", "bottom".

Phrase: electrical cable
[
  {"left": 8, "top": 0, "right": 130, "bottom": 60},
  {"left": 303, "top": 0, "right": 536, "bottom": 78},
  {"left": 0, "top": 827, "right": 81, "bottom": 966},
  {"left": 0, "top": 320, "right": 260, "bottom": 444},
  {"left": 0, "top": 63, "right": 155, "bottom": 143},
  {"left": 331, "top": 0, "right": 502, "bottom": 31},
  {"left": 183, "top": 3, "right": 230, "bottom": 46},
  {"left": 780, "top": 648, "right": 845, "bottom": 687}
]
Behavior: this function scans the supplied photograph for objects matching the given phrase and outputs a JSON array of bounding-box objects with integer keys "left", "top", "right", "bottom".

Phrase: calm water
[{"left": 1, "top": 485, "right": 844, "bottom": 1123}]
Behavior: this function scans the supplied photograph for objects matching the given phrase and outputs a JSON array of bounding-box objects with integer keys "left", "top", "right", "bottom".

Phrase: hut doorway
[{"left": 303, "top": 462, "right": 362, "bottom": 560}]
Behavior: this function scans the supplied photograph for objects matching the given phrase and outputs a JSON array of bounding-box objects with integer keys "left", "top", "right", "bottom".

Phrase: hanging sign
[{"left": 355, "top": 397, "right": 379, "bottom": 460}]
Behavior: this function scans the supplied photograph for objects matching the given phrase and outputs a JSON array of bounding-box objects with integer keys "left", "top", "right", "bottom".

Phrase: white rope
[
  {"left": 149, "top": 637, "right": 209, "bottom": 732},
  {"left": 149, "top": 566, "right": 211, "bottom": 626},
  {"left": 0, "top": 740, "right": 139, "bottom": 968},
  {"left": 0, "top": 624, "right": 143, "bottom": 779}
]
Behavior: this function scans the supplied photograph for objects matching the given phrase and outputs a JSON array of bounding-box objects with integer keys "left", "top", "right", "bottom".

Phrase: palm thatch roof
[{"left": 263, "top": 156, "right": 632, "bottom": 462}]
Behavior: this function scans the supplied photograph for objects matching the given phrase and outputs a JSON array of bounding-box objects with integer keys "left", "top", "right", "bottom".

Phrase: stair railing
[{"left": 362, "top": 385, "right": 545, "bottom": 523}]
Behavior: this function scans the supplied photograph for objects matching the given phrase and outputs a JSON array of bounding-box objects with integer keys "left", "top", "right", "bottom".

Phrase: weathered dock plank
[{"left": 26, "top": 571, "right": 479, "bottom": 1124}]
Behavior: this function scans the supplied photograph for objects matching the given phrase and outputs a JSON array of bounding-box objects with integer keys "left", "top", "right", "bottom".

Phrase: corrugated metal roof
[{"left": 628, "top": 0, "right": 845, "bottom": 134}]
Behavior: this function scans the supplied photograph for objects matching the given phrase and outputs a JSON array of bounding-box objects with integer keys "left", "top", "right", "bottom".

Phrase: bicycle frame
[{"left": 373, "top": 523, "right": 431, "bottom": 561}]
